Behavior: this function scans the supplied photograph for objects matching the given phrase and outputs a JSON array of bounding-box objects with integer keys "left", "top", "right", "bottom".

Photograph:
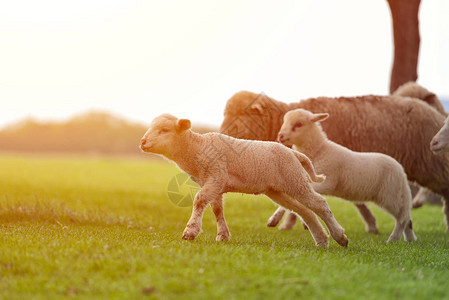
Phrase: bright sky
[{"left": 0, "top": 0, "right": 448, "bottom": 128}]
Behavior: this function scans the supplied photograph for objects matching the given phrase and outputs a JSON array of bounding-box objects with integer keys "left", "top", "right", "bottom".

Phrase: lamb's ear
[
  {"left": 176, "top": 119, "right": 191, "bottom": 132},
  {"left": 250, "top": 103, "right": 264, "bottom": 114},
  {"left": 311, "top": 113, "right": 329, "bottom": 123}
]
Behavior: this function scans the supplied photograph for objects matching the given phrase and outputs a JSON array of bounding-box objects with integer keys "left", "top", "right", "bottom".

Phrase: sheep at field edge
[
  {"left": 276, "top": 108, "right": 416, "bottom": 242},
  {"left": 219, "top": 84, "right": 449, "bottom": 233},
  {"left": 140, "top": 114, "right": 348, "bottom": 247},
  {"left": 393, "top": 82, "right": 447, "bottom": 208}
]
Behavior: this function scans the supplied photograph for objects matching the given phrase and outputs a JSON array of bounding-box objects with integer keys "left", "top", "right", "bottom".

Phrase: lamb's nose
[
  {"left": 430, "top": 139, "right": 439, "bottom": 147},
  {"left": 141, "top": 138, "right": 146, "bottom": 146},
  {"left": 277, "top": 134, "right": 285, "bottom": 142}
]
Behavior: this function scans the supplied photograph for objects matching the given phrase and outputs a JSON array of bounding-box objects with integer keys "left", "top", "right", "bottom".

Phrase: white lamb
[
  {"left": 140, "top": 114, "right": 348, "bottom": 247},
  {"left": 274, "top": 109, "right": 417, "bottom": 243},
  {"left": 431, "top": 116, "right": 449, "bottom": 154}
]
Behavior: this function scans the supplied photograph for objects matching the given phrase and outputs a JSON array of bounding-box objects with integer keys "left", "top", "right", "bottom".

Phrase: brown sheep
[
  {"left": 393, "top": 82, "right": 447, "bottom": 208},
  {"left": 393, "top": 82, "right": 447, "bottom": 116},
  {"left": 219, "top": 88, "right": 449, "bottom": 233}
]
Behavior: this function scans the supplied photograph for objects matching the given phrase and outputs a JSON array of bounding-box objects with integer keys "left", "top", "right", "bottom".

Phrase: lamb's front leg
[
  {"left": 182, "top": 191, "right": 209, "bottom": 240},
  {"left": 210, "top": 196, "right": 231, "bottom": 241}
]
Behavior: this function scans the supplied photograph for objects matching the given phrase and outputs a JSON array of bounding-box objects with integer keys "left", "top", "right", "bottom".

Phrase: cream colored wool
[
  {"left": 275, "top": 109, "right": 417, "bottom": 242},
  {"left": 140, "top": 114, "right": 349, "bottom": 247}
]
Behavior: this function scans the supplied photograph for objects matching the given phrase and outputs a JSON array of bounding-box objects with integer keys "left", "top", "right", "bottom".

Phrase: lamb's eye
[
  {"left": 293, "top": 122, "right": 302, "bottom": 130},
  {"left": 159, "top": 128, "right": 169, "bottom": 134}
]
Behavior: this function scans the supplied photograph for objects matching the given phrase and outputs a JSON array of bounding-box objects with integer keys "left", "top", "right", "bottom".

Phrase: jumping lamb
[
  {"left": 275, "top": 108, "right": 416, "bottom": 242},
  {"left": 219, "top": 85, "right": 449, "bottom": 232},
  {"left": 140, "top": 114, "right": 348, "bottom": 247}
]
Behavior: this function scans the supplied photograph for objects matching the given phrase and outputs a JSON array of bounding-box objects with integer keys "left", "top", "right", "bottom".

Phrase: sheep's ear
[
  {"left": 311, "top": 113, "right": 329, "bottom": 123},
  {"left": 176, "top": 119, "right": 191, "bottom": 132},
  {"left": 250, "top": 103, "right": 264, "bottom": 114}
]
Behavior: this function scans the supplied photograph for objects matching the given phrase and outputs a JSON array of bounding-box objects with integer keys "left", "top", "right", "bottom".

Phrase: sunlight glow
[{"left": 0, "top": 0, "right": 448, "bottom": 128}]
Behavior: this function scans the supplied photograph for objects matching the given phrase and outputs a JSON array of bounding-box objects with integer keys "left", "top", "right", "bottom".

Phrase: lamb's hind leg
[
  {"left": 279, "top": 212, "right": 298, "bottom": 230},
  {"left": 387, "top": 214, "right": 417, "bottom": 243},
  {"left": 379, "top": 194, "right": 416, "bottom": 242},
  {"left": 267, "top": 208, "right": 302, "bottom": 230},
  {"left": 403, "top": 220, "right": 417, "bottom": 242},
  {"left": 265, "top": 190, "right": 329, "bottom": 247},
  {"left": 412, "top": 187, "right": 431, "bottom": 209},
  {"left": 387, "top": 220, "right": 408, "bottom": 243},
  {"left": 354, "top": 204, "right": 379, "bottom": 234},
  {"left": 267, "top": 207, "right": 287, "bottom": 227},
  {"left": 295, "top": 190, "right": 348, "bottom": 247}
]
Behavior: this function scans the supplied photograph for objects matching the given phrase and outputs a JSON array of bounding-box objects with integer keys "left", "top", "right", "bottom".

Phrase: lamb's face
[
  {"left": 430, "top": 118, "right": 449, "bottom": 154},
  {"left": 140, "top": 114, "right": 191, "bottom": 155},
  {"left": 277, "top": 109, "right": 329, "bottom": 146}
]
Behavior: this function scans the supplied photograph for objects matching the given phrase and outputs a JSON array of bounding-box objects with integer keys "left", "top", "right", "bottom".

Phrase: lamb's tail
[{"left": 293, "top": 151, "right": 325, "bottom": 183}]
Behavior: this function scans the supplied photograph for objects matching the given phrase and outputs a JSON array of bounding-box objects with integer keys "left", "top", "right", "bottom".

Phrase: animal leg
[
  {"left": 288, "top": 188, "right": 348, "bottom": 247},
  {"left": 210, "top": 197, "right": 231, "bottom": 241},
  {"left": 443, "top": 196, "right": 449, "bottom": 233},
  {"left": 403, "top": 220, "right": 417, "bottom": 242},
  {"left": 265, "top": 190, "right": 329, "bottom": 247},
  {"left": 354, "top": 203, "right": 379, "bottom": 234},
  {"left": 412, "top": 187, "right": 431, "bottom": 209},
  {"left": 379, "top": 194, "right": 415, "bottom": 242},
  {"left": 182, "top": 184, "right": 221, "bottom": 240},
  {"left": 278, "top": 212, "right": 298, "bottom": 230},
  {"left": 267, "top": 207, "right": 286, "bottom": 227},
  {"left": 387, "top": 219, "right": 408, "bottom": 243}
]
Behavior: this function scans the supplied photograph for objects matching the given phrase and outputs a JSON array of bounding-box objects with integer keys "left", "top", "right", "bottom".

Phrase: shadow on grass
[{"left": 0, "top": 201, "right": 147, "bottom": 229}]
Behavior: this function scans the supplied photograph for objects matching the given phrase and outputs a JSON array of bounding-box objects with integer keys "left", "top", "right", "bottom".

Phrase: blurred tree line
[{"left": 0, "top": 111, "right": 215, "bottom": 156}]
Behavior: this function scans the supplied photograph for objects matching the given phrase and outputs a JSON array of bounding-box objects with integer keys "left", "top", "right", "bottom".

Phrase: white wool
[{"left": 276, "top": 108, "right": 417, "bottom": 242}]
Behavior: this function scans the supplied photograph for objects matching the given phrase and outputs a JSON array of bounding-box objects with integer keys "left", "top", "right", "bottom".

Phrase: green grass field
[{"left": 1, "top": 154, "right": 449, "bottom": 299}]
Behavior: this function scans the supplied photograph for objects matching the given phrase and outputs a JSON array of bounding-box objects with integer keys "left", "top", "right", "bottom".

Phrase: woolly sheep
[
  {"left": 276, "top": 109, "right": 417, "bottom": 242},
  {"left": 393, "top": 82, "right": 447, "bottom": 116},
  {"left": 393, "top": 82, "right": 447, "bottom": 208},
  {"left": 140, "top": 114, "right": 348, "bottom": 247},
  {"left": 219, "top": 85, "right": 449, "bottom": 232}
]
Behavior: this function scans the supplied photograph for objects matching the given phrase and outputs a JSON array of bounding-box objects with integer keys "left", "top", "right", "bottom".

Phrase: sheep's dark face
[
  {"left": 430, "top": 119, "right": 449, "bottom": 154},
  {"left": 140, "top": 114, "right": 191, "bottom": 155},
  {"left": 277, "top": 109, "right": 329, "bottom": 147}
]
